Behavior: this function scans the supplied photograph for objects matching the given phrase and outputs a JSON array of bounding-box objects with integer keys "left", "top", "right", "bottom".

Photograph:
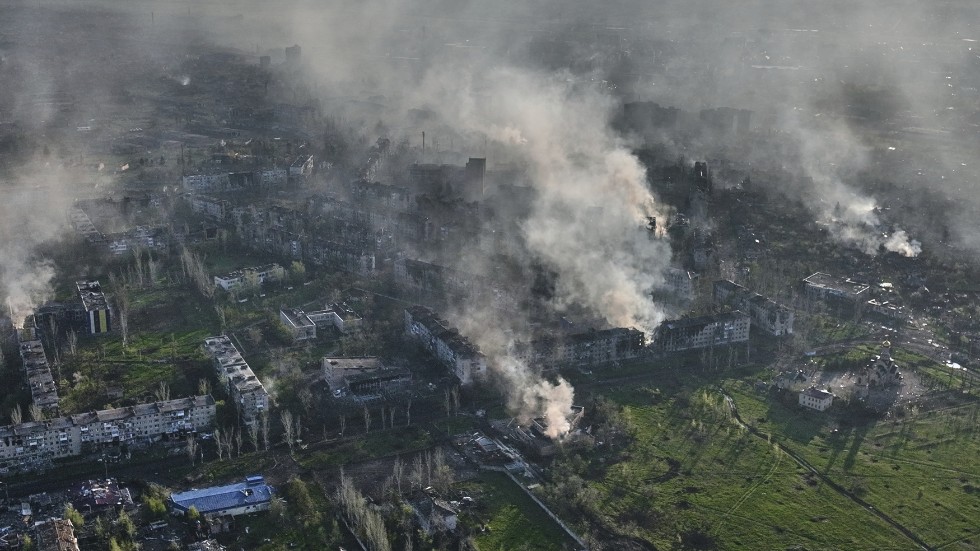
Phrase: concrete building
[
  {"left": 654, "top": 311, "right": 750, "bottom": 352},
  {"left": 190, "top": 196, "right": 231, "bottom": 221},
  {"left": 203, "top": 336, "right": 269, "bottom": 428},
  {"left": 410, "top": 495, "right": 458, "bottom": 535},
  {"left": 663, "top": 267, "right": 700, "bottom": 303},
  {"left": 799, "top": 387, "right": 834, "bottom": 411},
  {"left": 213, "top": 264, "right": 285, "bottom": 291},
  {"left": 259, "top": 168, "right": 288, "bottom": 186},
  {"left": 34, "top": 518, "right": 79, "bottom": 551},
  {"left": 713, "top": 280, "right": 794, "bottom": 336},
  {"left": 170, "top": 475, "right": 273, "bottom": 518},
  {"left": 289, "top": 155, "right": 314, "bottom": 177},
  {"left": 802, "top": 272, "right": 870, "bottom": 305},
  {"left": 279, "top": 308, "right": 317, "bottom": 341},
  {"left": 515, "top": 328, "right": 646, "bottom": 367},
  {"left": 322, "top": 357, "right": 412, "bottom": 398},
  {"left": 182, "top": 173, "right": 231, "bottom": 193},
  {"left": 0, "top": 396, "right": 215, "bottom": 470},
  {"left": 18, "top": 329, "right": 60, "bottom": 415},
  {"left": 76, "top": 280, "right": 111, "bottom": 335},
  {"left": 404, "top": 306, "right": 487, "bottom": 385}
]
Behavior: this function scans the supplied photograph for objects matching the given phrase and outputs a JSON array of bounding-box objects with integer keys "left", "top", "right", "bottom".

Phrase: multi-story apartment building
[
  {"left": 404, "top": 306, "right": 487, "bottom": 385},
  {"left": 0, "top": 396, "right": 214, "bottom": 469},
  {"left": 203, "top": 336, "right": 270, "bottom": 427},
  {"left": 514, "top": 328, "right": 646, "bottom": 367},
  {"left": 18, "top": 320, "right": 60, "bottom": 415},
  {"left": 654, "top": 311, "right": 751, "bottom": 352},
  {"left": 713, "top": 280, "right": 794, "bottom": 336},
  {"left": 213, "top": 264, "right": 286, "bottom": 291},
  {"left": 76, "top": 280, "right": 111, "bottom": 335}
]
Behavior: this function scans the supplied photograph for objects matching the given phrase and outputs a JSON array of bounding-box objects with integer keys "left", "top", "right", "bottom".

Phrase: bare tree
[
  {"left": 298, "top": 388, "right": 314, "bottom": 412},
  {"left": 432, "top": 447, "right": 454, "bottom": 494},
  {"left": 339, "top": 413, "right": 347, "bottom": 437},
  {"left": 392, "top": 458, "right": 404, "bottom": 496},
  {"left": 247, "top": 420, "right": 259, "bottom": 451},
  {"left": 28, "top": 404, "right": 44, "bottom": 422},
  {"left": 9, "top": 405, "right": 22, "bottom": 425},
  {"left": 213, "top": 426, "right": 224, "bottom": 460},
  {"left": 116, "top": 287, "right": 129, "bottom": 348},
  {"left": 186, "top": 435, "right": 198, "bottom": 466},
  {"left": 67, "top": 329, "right": 78, "bottom": 358},
  {"left": 220, "top": 426, "right": 235, "bottom": 459},
  {"left": 233, "top": 428, "right": 242, "bottom": 457},
  {"left": 215, "top": 305, "right": 226, "bottom": 334},
  {"left": 154, "top": 382, "right": 171, "bottom": 402},
  {"left": 281, "top": 410, "right": 295, "bottom": 453},
  {"left": 405, "top": 399, "right": 411, "bottom": 426},
  {"left": 363, "top": 406, "right": 371, "bottom": 433},
  {"left": 450, "top": 386, "right": 460, "bottom": 416},
  {"left": 261, "top": 410, "right": 270, "bottom": 451},
  {"left": 409, "top": 454, "right": 424, "bottom": 490}
]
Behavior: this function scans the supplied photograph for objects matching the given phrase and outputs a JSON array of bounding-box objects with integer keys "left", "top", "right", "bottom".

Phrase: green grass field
[
  {"left": 461, "top": 472, "right": 577, "bottom": 551},
  {"left": 726, "top": 374, "right": 980, "bottom": 550},
  {"left": 579, "top": 383, "right": 907, "bottom": 550}
]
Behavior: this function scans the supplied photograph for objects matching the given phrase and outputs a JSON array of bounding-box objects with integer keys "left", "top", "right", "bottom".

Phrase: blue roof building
[{"left": 170, "top": 475, "right": 274, "bottom": 518}]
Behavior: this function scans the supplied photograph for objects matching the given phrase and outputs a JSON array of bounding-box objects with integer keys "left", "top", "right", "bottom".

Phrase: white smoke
[
  {"left": 434, "top": 69, "right": 671, "bottom": 437},
  {"left": 789, "top": 114, "right": 921, "bottom": 257}
]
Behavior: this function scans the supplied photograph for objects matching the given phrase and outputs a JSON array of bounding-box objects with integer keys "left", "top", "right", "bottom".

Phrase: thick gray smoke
[
  {"left": 0, "top": 166, "right": 74, "bottom": 325},
  {"left": 788, "top": 115, "right": 921, "bottom": 257},
  {"left": 427, "top": 68, "right": 671, "bottom": 437}
]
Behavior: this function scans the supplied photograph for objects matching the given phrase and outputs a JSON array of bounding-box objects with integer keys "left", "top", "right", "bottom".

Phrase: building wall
[{"left": 0, "top": 397, "right": 215, "bottom": 467}]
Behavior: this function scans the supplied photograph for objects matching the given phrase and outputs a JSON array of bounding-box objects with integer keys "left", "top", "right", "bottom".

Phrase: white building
[
  {"left": 213, "top": 264, "right": 286, "bottom": 291},
  {"left": 799, "top": 387, "right": 834, "bottom": 411}
]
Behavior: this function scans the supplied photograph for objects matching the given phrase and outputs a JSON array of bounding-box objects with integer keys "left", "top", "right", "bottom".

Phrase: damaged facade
[
  {"left": 713, "top": 279, "right": 794, "bottom": 336},
  {"left": 404, "top": 306, "right": 487, "bottom": 385},
  {"left": 203, "top": 336, "right": 270, "bottom": 427}
]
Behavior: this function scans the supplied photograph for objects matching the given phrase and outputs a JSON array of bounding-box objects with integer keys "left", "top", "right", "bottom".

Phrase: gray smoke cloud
[
  {"left": 0, "top": 165, "right": 74, "bottom": 326},
  {"left": 787, "top": 114, "right": 922, "bottom": 257},
  {"left": 424, "top": 67, "right": 672, "bottom": 437}
]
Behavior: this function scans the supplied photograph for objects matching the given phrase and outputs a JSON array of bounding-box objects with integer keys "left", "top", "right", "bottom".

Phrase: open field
[
  {"left": 575, "top": 382, "right": 908, "bottom": 550},
  {"left": 726, "top": 369, "right": 980, "bottom": 549},
  {"left": 461, "top": 471, "right": 577, "bottom": 551}
]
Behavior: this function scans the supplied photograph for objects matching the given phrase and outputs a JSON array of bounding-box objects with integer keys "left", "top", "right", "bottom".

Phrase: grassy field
[
  {"left": 460, "top": 471, "right": 577, "bottom": 551},
  {"left": 297, "top": 426, "right": 436, "bottom": 470},
  {"left": 726, "top": 367, "right": 980, "bottom": 550},
  {"left": 572, "top": 379, "right": 908, "bottom": 550}
]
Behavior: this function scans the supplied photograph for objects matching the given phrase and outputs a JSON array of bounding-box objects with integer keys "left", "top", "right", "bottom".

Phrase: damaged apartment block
[{"left": 404, "top": 306, "right": 487, "bottom": 386}]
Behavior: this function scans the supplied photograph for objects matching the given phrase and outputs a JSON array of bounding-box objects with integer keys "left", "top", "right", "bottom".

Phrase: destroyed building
[
  {"left": 203, "top": 336, "right": 269, "bottom": 427},
  {"left": 322, "top": 357, "right": 412, "bottom": 399},
  {"left": 802, "top": 272, "right": 870, "bottom": 307},
  {"left": 404, "top": 306, "right": 487, "bottom": 385},
  {"left": 654, "top": 311, "right": 750, "bottom": 352},
  {"left": 513, "top": 327, "right": 646, "bottom": 367},
  {"left": 713, "top": 280, "right": 794, "bottom": 336},
  {"left": 76, "top": 280, "right": 111, "bottom": 335}
]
